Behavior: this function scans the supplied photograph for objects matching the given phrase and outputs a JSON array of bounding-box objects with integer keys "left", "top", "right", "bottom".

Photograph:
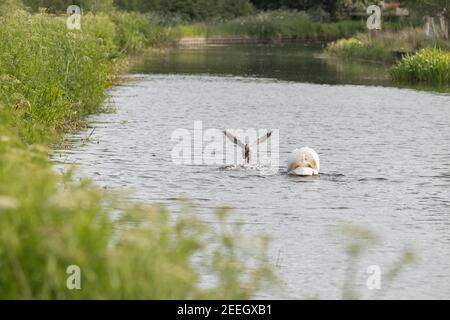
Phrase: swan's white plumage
[
  {"left": 292, "top": 166, "right": 317, "bottom": 176},
  {"left": 287, "top": 147, "right": 320, "bottom": 176}
]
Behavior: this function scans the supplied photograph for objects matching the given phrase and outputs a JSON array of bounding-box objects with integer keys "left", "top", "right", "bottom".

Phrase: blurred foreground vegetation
[
  {"left": 339, "top": 225, "right": 416, "bottom": 300},
  {"left": 0, "top": 1, "right": 424, "bottom": 298},
  {"left": 17, "top": 0, "right": 395, "bottom": 22},
  {"left": 0, "top": 9, "right": 272, "bottom": 299}
]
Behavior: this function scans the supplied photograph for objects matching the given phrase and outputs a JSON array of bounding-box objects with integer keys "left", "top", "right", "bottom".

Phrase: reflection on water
[
  {"left": 55, "top": 44, "right": 450, "bottom": 299},
  {"left": 131, "top": 44, "right": 390, "bottom": 86}
]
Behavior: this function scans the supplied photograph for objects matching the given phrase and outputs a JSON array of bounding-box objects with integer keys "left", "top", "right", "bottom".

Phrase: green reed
[
  {"left": 326, "top": 28, "right": 450, "bottom": 64},
  {"left": 170, "top": 10, "right": 365, "bottom": 41},
  {"left": 391, "top": 48, "right": 450, "bottom": 85},
  {"left": 0, "top": 10, "right": 272, "bottom": 299}
]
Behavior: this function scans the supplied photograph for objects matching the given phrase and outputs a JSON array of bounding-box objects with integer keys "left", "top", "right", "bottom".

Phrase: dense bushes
[
  {"left": 326, "top": 28, "right": 450, "bottom": 63},
  {"left": 326, "top": 38, "right": 393, "bottom": 62},
  {"left": 22, "top": 0, "right": 115, "bottom": 13},
  {"left": 391, "top": 48, "right": 450, "bottom": 84},
  {"left": 250, "top": 0, "right": 339, "bottom": 17},
  {"left": 326, "top": 28, "right": 450, "bottom": 86},
  {"left": 0, "top": 125, "right": 271, "bottom": 298},
  {"left": 171, "top": 10, "right": 364, "bottom": 40},
  {"left": 111, "top": 11, "right": 170, "bottom": 51},
  {"left": 0, "top": 10, "right": 271, "bottom": 298},
  {"left": 114, "top": 0, "right": 256, "bottom": 21},
  {"left": 0, "top": 10, "right": 166, "bottom": 143},
  {"left": 21, "top": 0, "right": 256, "bottom": 21}
]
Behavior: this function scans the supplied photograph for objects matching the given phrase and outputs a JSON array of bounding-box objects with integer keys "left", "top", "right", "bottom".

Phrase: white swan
[
  {"left": 223, "top": 130, "right": 272, "bottom": 164},
  {"left": 287, "top": 147, "right": 320, "bottom": 176}
]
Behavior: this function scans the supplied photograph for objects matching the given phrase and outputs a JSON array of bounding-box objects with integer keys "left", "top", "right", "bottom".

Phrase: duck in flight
[{"left": 223, "top": 130, "right": 273, "bottom": 164}]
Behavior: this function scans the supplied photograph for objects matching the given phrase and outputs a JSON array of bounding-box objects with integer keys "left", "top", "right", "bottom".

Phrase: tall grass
[
  {"left": 170, "top": 10, "right": 365, "bottom": 41},
  {"left": 111, "top": 11, "right": 171, "bottom": 52},
  {"left": 326, "top": 38, "right": 393, "bottom": 62},
  {"left": 391, "top": 48, "right": 450, "bottom": 85},
  {"left": 326, "top": 28, "right": 450, "bottom": 63},
  {"left": 0, "top": 128, "right": 271, "bottom": 298},
  {"left": 0, "top": 10, "right": 170, "bottom": 143},
  {"left": 0, "top": 10, "right": 271, "bottom": 299},
  {"left": 0, "top": 11, "right": 118, "bottom": 143}
]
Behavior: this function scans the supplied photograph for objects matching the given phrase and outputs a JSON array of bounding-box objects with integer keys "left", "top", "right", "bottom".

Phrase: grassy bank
[
  {"left": 391, "top": 48, "right": 450, "bottom": 85},
  {"left": 326, "top": 28, "right": 450, "bottom": 87},
  {"left": 326, "top": 37, "right": 393, "bottom": 62},
  {"left": 326, "top": 28, "right": 450, "bottom": 63},
  {"left": 0, "top": 10, "right": 271, "bottom": 299},
  {"left": 0, "top": 10, "right": 166, "bottom": 144},
  {"left": 170, "top": 10, "right": 365, "bottom": 41}
]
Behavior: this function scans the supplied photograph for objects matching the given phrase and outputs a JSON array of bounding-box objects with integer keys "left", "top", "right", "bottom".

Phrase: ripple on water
[{"left": 55, "top": 73, "right": 450, "bottom": 299}]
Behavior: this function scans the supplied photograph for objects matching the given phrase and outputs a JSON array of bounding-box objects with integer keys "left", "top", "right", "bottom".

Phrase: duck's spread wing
[
  {"left": 254, "top": 130, "right": 272, "bottom": 145},
  {"left": 223, "top": 130, "right": 245, "bottom": 148}
]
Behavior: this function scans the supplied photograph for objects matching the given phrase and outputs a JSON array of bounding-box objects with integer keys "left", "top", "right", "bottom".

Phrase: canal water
[{"left": 54, "top": 44, "right": 450, "bottom": 299}]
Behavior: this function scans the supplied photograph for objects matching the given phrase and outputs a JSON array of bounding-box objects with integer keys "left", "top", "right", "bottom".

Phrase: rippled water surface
[{"left": 54, "top": 45, "right": 450, "bottom": 299}]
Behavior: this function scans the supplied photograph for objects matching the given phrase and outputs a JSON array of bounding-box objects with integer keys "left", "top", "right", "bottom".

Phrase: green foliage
[
  {"left": 400, "top": 0, "right": 449, "bottom": 16},
  {"left": 0, "top": 132, "right": 272, "bottom": 298},
  {"left": 110, "top": 11, "right": 170, "bottom": 52},
  {"left": 114, "top": 0, "right": 256, "bottom": 21},
  {"left": 21, "top": 0, "right": 114, "bottom": 13},
  {"left": 0, "top": 11, "right": 119, "bottom": 143},
  {"left": 250, "top": 0, "right": 340, "bottom": 17},
  {"left": 0, "top": 9, "right": 168, "bottom": 144},
  {"left": 0, "top": 0, "right": 24, "bottom": 14},
  {"left": 391, "top": 48, "right": 450, "bottom": 84},
  {"left": 171, "top": 10, "right": 365, "bottom": 40},
  {"left": 21, "top": 0, "right": 255, "bottom": 21},
  {"left": 340, "top": 225, "right": 416, "bottom": 300},
  {"left": 0, "top": 10, "right": 272, "bottom": 299},
  {"left": 326, "top": 28, "right": 450, "bottom": 63},
  {"left": 326, "top": 37, "right": 393, "bottom": 62},
  {"left": 400, "top": 0, "right": 450, "bottom": 39}
]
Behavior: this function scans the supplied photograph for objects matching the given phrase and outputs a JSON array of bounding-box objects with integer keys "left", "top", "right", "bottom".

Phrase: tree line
[
  {"left": 13, "top": 0, "right": 450, "bottom": 24},
  {"left": 13, "top": 0, "right": 377, "bottom": 19}
]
